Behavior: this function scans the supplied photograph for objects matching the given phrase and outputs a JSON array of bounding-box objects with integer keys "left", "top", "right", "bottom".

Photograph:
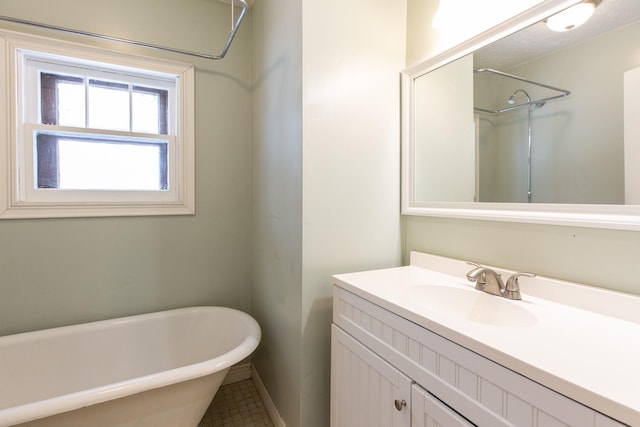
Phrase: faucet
[{"left": 465, "top": 261, "right": 535, "bottom": 300}]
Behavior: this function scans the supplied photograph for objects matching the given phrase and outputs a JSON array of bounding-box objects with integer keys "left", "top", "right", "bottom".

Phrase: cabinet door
[
  {"left": 331, "top": 325, "right": 411, "bottom": 427},
  {"left": 412, "top": 383, "right": 475, "bottom": 427}
]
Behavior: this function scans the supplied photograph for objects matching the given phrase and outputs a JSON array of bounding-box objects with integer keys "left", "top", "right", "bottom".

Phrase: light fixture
[{"left": 545, "top": 0, "right": 602, "bottom": 32}]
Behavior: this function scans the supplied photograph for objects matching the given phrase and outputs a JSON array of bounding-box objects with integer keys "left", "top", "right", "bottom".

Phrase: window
[
  {"left": 0, "top": 31, "right": 195, "bottom": 218},
  {"left": 37, "top": 72, "right": 169, "bottom": 191}
]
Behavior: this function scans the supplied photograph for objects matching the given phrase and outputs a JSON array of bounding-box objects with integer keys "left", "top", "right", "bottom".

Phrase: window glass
[
  {"left": 57, "top": 139, "right": 164, "bottom": 190},
  {"left": 87, "top": 79, "right": 130, "bottom": 131},
  {"left": 35, "top": 132, "right": 168, "bottom": 191},
  {"left": 132, "top": 90, "right": 160, "bottom": 134},
  {"left": 34, "top": 73, "right": 172, "bottom": 192},
  {"left": 57, "top": 80, "right": 85, "bottom": 127}
]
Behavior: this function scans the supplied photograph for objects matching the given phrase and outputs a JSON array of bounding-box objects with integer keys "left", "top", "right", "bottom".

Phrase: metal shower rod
[
  {"left": 474, "top": 68, "right": 571, "bottom": 114},
  {"left": 0, "top": 0, "right": 250, "bottom": 60}
]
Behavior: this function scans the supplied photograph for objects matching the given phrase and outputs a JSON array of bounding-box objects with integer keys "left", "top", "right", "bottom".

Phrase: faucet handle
[
  {"left": 504, "top": 272, "right": 536, "bottom": 300},
  {"left": 506, "top": 272, "right": 536, "bottom": 289},
  {"left": 465, "top": 261, "right": 483, "bottom": 269}
]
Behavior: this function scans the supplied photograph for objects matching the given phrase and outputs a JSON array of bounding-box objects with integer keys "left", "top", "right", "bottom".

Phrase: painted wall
[
  {"left": 414, "top": 54, "right": 475, "bottom": 202},
  {"left": 251, "top": 0, "right": 405, "bottom": 425},
  {"left": 0, "top": 0, "right": 253, "bottom": 335},
  {"left": 625, "top": 65, "right": 640, "bottom": 204},
  {"left": 301, "top": 0, "right": 405, "bottom": 425},
  {"left": 404, "top": 0, "right": 640, "bottom": 295},
  {"left": 250, "top": 0, "right": 303, "bottom": 425}
]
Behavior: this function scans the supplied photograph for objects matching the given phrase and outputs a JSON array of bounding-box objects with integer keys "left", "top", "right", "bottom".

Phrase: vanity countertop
[{"left": 332, "top": 252, "right": 640, "bottom": 426}]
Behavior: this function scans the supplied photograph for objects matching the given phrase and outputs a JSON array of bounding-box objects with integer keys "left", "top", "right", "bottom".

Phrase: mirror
[{"left": 402, "top": 0, "right": 640, "bottom": 229}]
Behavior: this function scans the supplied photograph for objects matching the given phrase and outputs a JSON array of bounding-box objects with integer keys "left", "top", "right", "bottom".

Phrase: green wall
[
  {"left": 0, "top": 0, "right": 253, "bottom": 335},
  {"left": 403, "top": 216, "right": 640, "bottom": 295},
  {"left": 250, "top": 0, "right": 304, "bottom": 425},
  {"left": 251, "top": 0, "right": 405, "bottom": 426}
]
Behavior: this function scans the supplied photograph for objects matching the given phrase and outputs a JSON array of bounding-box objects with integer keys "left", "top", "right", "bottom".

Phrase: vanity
[
  {"left": 331, "top": 0, "right": 640, "bottom": 424},
  {"left": 330, "top": 252, "right": 639, "bottom": 426}
]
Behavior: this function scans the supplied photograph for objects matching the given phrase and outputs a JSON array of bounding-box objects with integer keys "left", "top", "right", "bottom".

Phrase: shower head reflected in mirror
[
  {"left": 508, "top": 88, "right": 532, "bottom": 104},
  {"left": 508, "top": 88, "right": 545, "bottom": 108}
]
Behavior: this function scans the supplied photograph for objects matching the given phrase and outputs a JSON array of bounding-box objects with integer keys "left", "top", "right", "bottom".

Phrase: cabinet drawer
[{"left": 333, "top": 286, "right": 626, "bottom": 427}]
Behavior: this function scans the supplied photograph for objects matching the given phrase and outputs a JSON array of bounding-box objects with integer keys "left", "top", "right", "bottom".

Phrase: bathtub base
[{"left": 14, "top": 369, "right": 229, "bottom": 427}]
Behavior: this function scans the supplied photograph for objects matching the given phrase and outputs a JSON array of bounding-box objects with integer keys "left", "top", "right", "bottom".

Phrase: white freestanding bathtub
[{"left": 0, "top": 306, "right": 261, "bottom": 427}]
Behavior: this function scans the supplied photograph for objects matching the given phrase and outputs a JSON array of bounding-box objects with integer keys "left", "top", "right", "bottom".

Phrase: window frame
[{"left": 0, "top": 30, "right": 195, "bottom": 219}]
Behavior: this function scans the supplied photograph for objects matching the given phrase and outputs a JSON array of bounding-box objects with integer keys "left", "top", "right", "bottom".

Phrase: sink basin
[{"left": 407, "top": 285, "right": 538, "bottom": 327}]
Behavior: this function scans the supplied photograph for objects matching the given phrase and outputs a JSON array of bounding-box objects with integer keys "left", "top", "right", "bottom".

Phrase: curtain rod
[{"left": 0, "top": 0, "right": 249, "bottom": 60}]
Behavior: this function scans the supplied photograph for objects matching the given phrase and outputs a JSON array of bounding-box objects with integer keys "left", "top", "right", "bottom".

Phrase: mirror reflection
[{"left": 412, "top": 0, "right": 640, "bottom": 205}]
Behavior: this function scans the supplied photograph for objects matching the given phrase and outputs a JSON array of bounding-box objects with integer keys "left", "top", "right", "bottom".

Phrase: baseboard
[
  {"left": 251, "top": 365, "right": 286, "bottom": 427},
  {"left": 221, "top": 362, "right": 252, "bottom": 386}
]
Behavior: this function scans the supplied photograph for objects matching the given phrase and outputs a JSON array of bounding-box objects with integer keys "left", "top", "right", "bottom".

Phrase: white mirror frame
[{"left": 401, "top": 0, "right": 640, "bottom": 231}]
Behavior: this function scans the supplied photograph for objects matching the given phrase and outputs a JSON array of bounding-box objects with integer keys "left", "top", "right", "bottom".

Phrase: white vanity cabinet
[
  {"left": 331, "top": 324, "right": 472, "bottom": 427},
  {"left": 331, "top": 325, "right": 411, "bottom": 427},
  {"left": 331, "top": 283, "right": 629, "bottom": 427}
]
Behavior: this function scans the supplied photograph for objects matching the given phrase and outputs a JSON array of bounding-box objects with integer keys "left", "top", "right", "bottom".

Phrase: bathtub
[{"left": 0, "top": 306, "right": 261, "bottom": 427}]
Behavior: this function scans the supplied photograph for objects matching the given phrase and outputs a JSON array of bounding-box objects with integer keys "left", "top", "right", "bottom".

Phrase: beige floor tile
[{"left": 198, "top": 379, "right": 274, "bottom": 427}]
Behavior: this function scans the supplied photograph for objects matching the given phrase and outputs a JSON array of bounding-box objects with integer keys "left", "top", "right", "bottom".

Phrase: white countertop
[{"left": 332, "top": 252, "right": 640, "bottom": 426}]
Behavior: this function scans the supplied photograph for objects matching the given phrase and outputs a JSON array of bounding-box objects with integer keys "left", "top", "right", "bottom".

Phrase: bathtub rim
[{"left": 0, "top": 306, "right": 261, "bottom": 427}]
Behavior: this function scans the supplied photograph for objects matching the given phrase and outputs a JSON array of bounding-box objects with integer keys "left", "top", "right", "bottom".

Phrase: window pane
[
  {"left": 132, "top": 90, "right": 159, "bottom": 134},
  {"left": 40, "top": 72, "right": 84, "bottom": 126},
  {"left": 87, "top": 80, "right": 130, "bottom": 131},
  {"left": 57, "top": 81, "right": 86, "bottom": 127},
  {"left": 48, "top": 138, "right": 166, "bottom": 191}
]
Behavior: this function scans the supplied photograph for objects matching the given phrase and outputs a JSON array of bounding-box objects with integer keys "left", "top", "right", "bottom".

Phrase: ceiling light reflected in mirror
[{"left": 545, "top": 0, "right": 602, "bottom": 31}]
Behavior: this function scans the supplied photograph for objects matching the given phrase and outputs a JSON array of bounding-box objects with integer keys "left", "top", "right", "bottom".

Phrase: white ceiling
[{"left": 474, "top": 0, "right": 640, "bottom": 70}]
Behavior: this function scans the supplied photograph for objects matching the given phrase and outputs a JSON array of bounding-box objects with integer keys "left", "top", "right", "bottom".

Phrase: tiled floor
[{"left": 198, "top": 379, "right": 275, "bottom": 427}]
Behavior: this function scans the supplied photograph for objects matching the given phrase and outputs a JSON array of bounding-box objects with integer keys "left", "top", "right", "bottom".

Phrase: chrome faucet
[{"left": 465, "top": 261, "right": 535, "bottom": 300}]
